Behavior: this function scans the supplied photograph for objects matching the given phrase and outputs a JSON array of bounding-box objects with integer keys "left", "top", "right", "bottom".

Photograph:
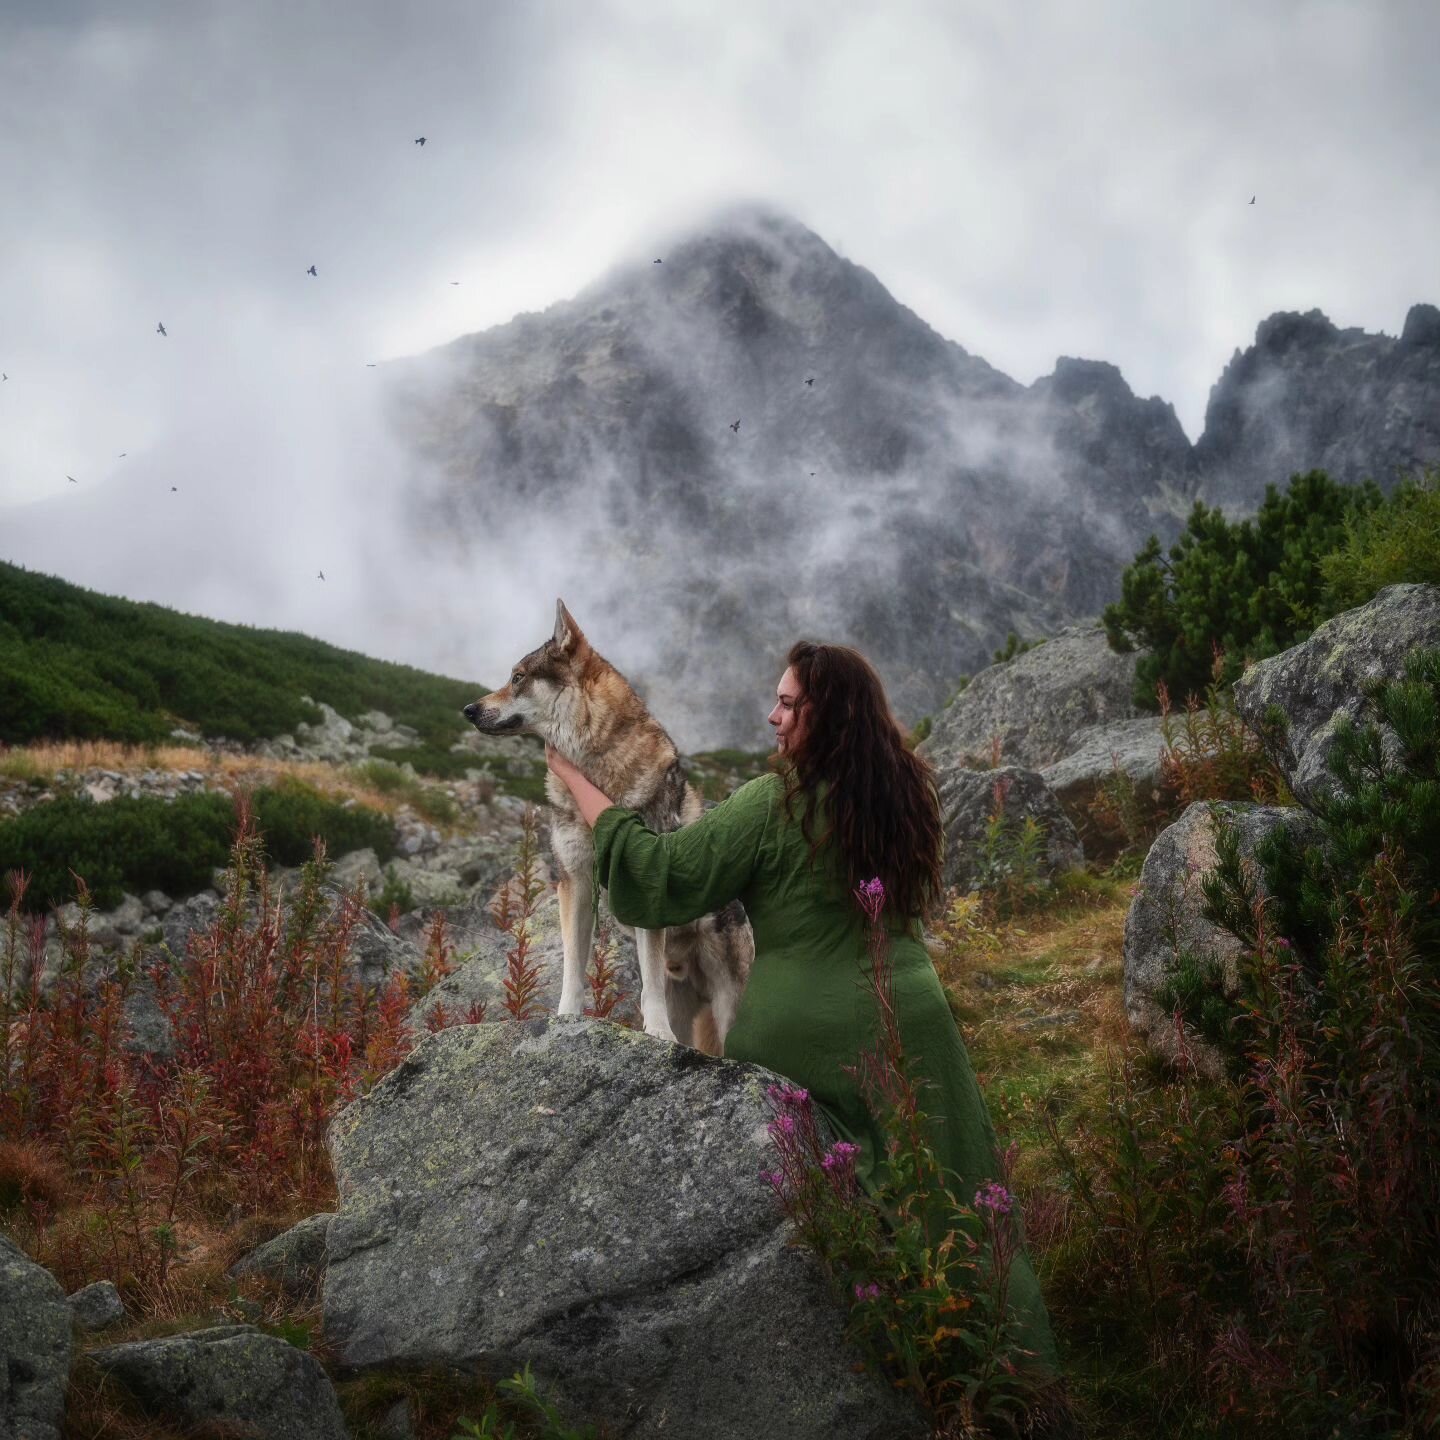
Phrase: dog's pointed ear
[{"left": 553, "top": 598, "right": 586, "bottom": 655}]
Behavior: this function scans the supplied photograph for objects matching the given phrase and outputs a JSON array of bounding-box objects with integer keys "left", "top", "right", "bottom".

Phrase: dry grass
[
  {"left": 930, "top": 872, "right": 1141, "bottom": 1190},
  {"left": 0, "top": 739, "right": 464, "bottom": 832}
]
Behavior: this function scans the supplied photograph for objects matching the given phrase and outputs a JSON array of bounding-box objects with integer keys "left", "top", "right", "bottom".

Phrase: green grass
[{"left": 0, "top": 559, "right": 488, "bottom": 769}]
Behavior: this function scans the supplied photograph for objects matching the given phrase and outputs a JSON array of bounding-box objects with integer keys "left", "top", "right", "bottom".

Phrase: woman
[{"left": 545, "top": 640, "right": 1058, "bottom": 1374}]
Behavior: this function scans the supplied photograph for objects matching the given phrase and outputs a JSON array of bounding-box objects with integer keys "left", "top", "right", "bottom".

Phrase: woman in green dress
[{"left": 544, "top": 640, "right": 1059, "bottom": 1378}]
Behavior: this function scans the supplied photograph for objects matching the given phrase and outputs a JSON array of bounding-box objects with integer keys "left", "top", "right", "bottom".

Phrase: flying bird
[
  {"left": 653, "top": 258, "right": 662, "bottom": 264},
  {"left": 170, "top": 486, "right": 178, "bottom": 493},
  {"left": 317, "top": 570, "right": 325, "bottom": 581},
  {"left": 1249, "top": 195, "right": 1256, "bottom": 204},
  {"left": 450, "top": 280, "right": 461, "bottom": 285},
  {"left": 2, "top": 373, "right": 7, "bottom": 381},
  {"left": 365, "top": 362, "right": 377, "bottom": 367},
  {"left": 414, "top": 136, "right": 426, "bottom": 146},
  {"left": 117, "top": 452, "right": 127, "bottom": 458},
  {"left": 307, "top": 264, "right": 318, "bottom": 276},
  {"left": 156, "top": 322, "right": 167, "bottom": 337},
  {"left": 66, "top": 475, "right": 77, "bottom": 484},
  {"left": 729, "top": 419, "right": 741, "bottom": 433},
  {"left": 805, "top": 377, "right": 814, "bottom": 386}
]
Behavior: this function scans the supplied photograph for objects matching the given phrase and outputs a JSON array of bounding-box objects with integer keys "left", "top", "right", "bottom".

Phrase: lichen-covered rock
[
  {"left": 67, "top": 1279, "right": 125, "bottom": 1331},
  {"left": 1124, "top": 801, "right": 1324, "bottom": 1074},
  {"left": 920, "top": 622, "right": 1146, "bottom": 774},
  {"left": 1038, "top": 715, "right": 1168, "bottom": 851},
  {"left": 323, "top": 1018, "right": 924, "bottom": 1440},
  {"left": 1232, "top": 584, "right": 1440, "bottom": 808},
  {"left": 88, "top": 1324, "right": 349, "bottom": 1440},
  {"left": 0, "top": 1233, "right": 73, "bottom": 1440},
  {"left": 230, "top": 1214, "right": 335, "bottom": 1302},
  {"left": 934, "top": 766, "right": 1084, "bottom": 893}
]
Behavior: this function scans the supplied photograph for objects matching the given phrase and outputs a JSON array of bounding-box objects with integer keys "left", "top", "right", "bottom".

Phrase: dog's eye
[{"left": 511, "top": 671, "right": 524, "bottom": 687}]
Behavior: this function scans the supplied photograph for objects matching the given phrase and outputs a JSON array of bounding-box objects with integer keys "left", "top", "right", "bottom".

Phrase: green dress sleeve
[{"left": 592, "top": 774, "right": 777, "bottom": 928}]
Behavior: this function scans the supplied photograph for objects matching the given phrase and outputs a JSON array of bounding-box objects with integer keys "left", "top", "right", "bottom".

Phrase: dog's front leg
[
  {"left": 555, "top": 871, "right": 595, "bottom": 1018},
  {"left": 634, "top": 928, "right": 679, "bottom": 1043}
]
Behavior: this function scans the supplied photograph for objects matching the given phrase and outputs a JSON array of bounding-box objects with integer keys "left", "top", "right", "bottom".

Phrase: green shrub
[
  {"left": 1102, "top": 469, "right": 1383, "bottom": 710},
  {"left": 0, "top": 783, "right": 396, "bottom": 911},
  {"left": 993, "top": 632, "right": 1044, "bottom": 665},
  {"left": 1319, "top": 465, "right": 1440, "bottom": 610}
]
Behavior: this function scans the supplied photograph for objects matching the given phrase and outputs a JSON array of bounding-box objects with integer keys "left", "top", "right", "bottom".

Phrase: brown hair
[{"left": 776, "top": 640, "right": 943, "bottom": 921}]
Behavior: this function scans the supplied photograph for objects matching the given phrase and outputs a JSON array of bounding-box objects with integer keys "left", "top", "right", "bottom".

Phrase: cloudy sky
[{"left": 1, "top": 0, "right": 1436, "bottom": 689}]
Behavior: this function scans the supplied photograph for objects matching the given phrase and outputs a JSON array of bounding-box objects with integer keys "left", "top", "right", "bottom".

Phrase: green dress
[{"left": 592, "top": 771, "right": 1058, "bottom": 1372}]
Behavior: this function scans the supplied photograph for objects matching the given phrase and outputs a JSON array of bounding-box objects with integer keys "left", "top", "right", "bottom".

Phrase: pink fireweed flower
[
  {"left": 759, "top": 1169, "right": 784, "bottom": 1191},
  {"left": 855, "top": 877, "right": 886, "bottom": 923},
  {"left": 768, "top": 1113, "right": 797, "bottom": 1138},
  {"left": 973, "top": 1181, "right": 1014, "bottom": 1216},
  {"left": 820, "top": 1140, "right": 860, "bottom": 1173},
  {"left": 766, "top": 1082, "right": 810, "bottom": 1109},
  {"left": 853, "top": 1281, "right": 881, "bottom": 1302}
]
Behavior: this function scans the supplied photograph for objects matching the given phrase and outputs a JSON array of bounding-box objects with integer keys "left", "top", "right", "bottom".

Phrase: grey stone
[
  {"left": 332, "top": 848, "right": 383, "bottom": 895},
  {"left": 934, "top": 766, "right": 1084, "bottom": 893},
  {"left": 88, "top": 1324, "right": 349, "bottom": 1440},
  {"left": 0, "top": 1233, "right": 72, "bottom": 1440},
  {"left": 323, "top": 1018, "right": 924, "bottom": 1440},
  {"left": 1124, "top": 800, "right": 1324, "bottom": 1075},
  {"left": 106, "top": 895, "right": 146, "bottom": 936},
  {"left": 1039, "top": 715, "right": 1169, "bottom": 856},
  {"left": 140, "top": 889, "right": 174, "bottom": 915},
  {"left": 921, "top": 621, "right": 1148, "bottom": 774},
  {"left": 230, "top": 1214, "right": 334, "bottom": 1302},
  {"left": 68, "top": 1279, "right": 125, "bottom": 1331},
  {"left": 1232, "top": 584, "right": 1440, "bottom": 809}
]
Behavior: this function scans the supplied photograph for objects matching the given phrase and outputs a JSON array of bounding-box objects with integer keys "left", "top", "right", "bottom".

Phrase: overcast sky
[{"left": 1, "top": 0, "right": 1436, "bottom": 688}]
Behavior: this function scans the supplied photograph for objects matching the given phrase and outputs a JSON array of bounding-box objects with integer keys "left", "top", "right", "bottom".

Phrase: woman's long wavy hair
[{"left": 776, "top": 640, "right": 943, "bottom": 921}]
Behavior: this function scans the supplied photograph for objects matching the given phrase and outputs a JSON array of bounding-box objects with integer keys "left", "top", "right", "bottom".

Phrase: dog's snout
[{"left": 463, "top": 702, "right": 480, "bottom": 723}]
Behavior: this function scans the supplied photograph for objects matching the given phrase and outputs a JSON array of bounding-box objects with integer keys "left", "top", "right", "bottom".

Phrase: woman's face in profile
[{"left": 768, "top": 666, "right": 808, "bottom": 755}]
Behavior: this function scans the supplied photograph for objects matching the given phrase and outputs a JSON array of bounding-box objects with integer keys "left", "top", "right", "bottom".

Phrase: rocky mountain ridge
[{"left": 390, "top": 204, "right": 1440, "bottom": 747}]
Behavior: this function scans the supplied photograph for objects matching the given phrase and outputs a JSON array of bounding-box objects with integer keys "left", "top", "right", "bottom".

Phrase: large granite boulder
[
  {"left": 1232, "top": 584, "right": 1440, "bottom": 808},
  {"left": 88, "top": 1324, "right": 349, "bottom": 1440},
  {"left": 1038, "top": 715, "right": 1169, "bottom": 853},
  {"left": 0, "top": 1234, "right": 72, "bottom": 1440},
  {"left": 1124, "top": 801, "right": 1324, "bottom": 1075},
  {"left": 919, "top": 621, "right": 1147, "bottom": 774},
  {"left": 936, "top": 767, "right": 1084, "bottom": 893},
  {"left": 323, "top": 1018, "right": 924, "bottom": 1440}
]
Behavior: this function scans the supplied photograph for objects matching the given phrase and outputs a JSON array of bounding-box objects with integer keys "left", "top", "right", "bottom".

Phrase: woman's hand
[
  {"left": 545, "top": 744, "right": 616, "bottom": 827},
  {"left": 545, "top": 742, "right": 583, "bottom": 789}
]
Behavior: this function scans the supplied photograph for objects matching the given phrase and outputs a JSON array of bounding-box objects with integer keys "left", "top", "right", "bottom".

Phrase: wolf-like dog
[{"left": 463, "top": 600, "right": 753, "bottom": 1053}]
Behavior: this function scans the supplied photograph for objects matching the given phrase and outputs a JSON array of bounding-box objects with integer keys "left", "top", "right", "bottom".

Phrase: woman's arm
[
  {"left": 547, "top": 745, "right": 777, "bottom": 929},
  {"left": 545, "top": 744, "right": 614, "bottom": 827}
]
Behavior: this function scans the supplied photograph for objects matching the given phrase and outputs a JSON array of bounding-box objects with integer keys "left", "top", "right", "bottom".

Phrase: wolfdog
[{"left": 462, "top": 601, "right": 753, "bottom": 1053}]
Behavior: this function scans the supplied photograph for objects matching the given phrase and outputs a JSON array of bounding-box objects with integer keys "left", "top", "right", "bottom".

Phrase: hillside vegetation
[{"left": 0, "top": 559, "right": 487, "bottom": 770}]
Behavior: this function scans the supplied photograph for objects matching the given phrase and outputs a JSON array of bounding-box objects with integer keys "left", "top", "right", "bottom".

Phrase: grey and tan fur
[{"left": 463, "top": 600, "right": 752, "bottom": 1053}]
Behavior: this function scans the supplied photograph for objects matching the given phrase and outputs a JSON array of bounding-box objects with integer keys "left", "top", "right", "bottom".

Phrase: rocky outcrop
[
  {"left": 323, "top": 1017, "right": 925, "bottom": 1440},
  {"left": 88, "top": 1325, "right": 350, "bottom": 1440},
  {"left": 1123, "top": 585, "right": 1440, "bottom": 1068},
  {"left": 920, "top": 621, "right": 1146, "bottom": 773},
  {"left": 1123, "top": 801, "right": 1324, "bottom": 1075},
  {"left": 1038, "top": 715, "right": 1169, "bottom": 855},
  {"left": 935, "top": 767, "right": 1084, "bottom": 893},
  {"left": 1231, "top": 583, "right": 1440, "bottom": 807},
  {"left": 1195, "top": 305, "right": 1440, "bottom": 513},
  {"left": 0, "top": 1233, "right": 72, "bottom": 1440}
]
